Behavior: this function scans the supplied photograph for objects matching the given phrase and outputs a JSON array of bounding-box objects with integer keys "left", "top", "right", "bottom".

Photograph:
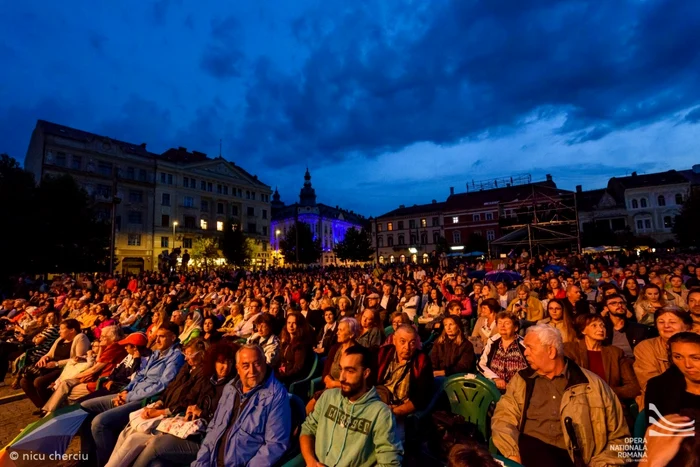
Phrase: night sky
[{"left": 2, "top": 0, "right": 700, "bottom": 216}]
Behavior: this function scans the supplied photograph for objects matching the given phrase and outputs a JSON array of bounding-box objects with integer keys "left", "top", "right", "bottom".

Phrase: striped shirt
[{"left": 28, "top": 325, "right": 60, "bottom": 360}]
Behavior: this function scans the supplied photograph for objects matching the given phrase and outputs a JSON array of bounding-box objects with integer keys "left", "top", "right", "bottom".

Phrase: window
[
  {"left": 474, "top": 230, "right": 482, "bottom": 237},
  {"left": 71, "top": 155, "right": 82, "bottom": 170},
  {"left": 217, "top": 184, "right": 223, "bottom": 194},
  {"left": 262, "top": 209, "right": 268, "bottom": 219},
  {"left": 183, "top": 177, "right": 189, "bottom": 188},
  {"left": 200, "top": 219, "right": 208, "bottom": 230},
  {"left": 138, "top": 169, "right": 147, "bottom": 182},
  {"left": 409, "top": 220, "right": 416, "bottom": 229},
  {"left": 247, "top": 207, "right": 255, "bottom": 216},
  {"left": 398, "top": 221, "right": 404, "bottom": 230},
  {"left": 168, "top": 174, "right": 173, "bottom": 185},
  {"left": 125, "top": 166, "right": 135, "bottom": 179},
  {"left": 410, "top": 234, "right": 417, "bottom": 244},
  {"left": 55, "top": 152, "right": 67, "bottom": 167},
  {"left": 248, "top": 223, "right": 257, "bottom": 234},
  {"left": 420, "top": 233, "right": 428, "bottom": 245},
  {"left": 96, "top": 184, "right": 111, "bottom": 198},
  {"left": 453, "top": 216, "right": 460, "bottom": 224},
  {"left": 657, "top": 195, "right": 665, "bottom": 206},
  {"left": 161, "top": 236, "right": 169, "bottom": 248},
  {"left": 129, "top": 190, "right": 143, "bottom": 203},
  {"left": 398, "top": 235, "right": 405, "bottom": 245},
  {"left": 127, "top": 234, "right": 141, "bottom": 246},
  {"left": 432, "top": 217, "right": 439, "bottom": 227},
  {"left": 200, "top": 180, "right": 206, "bottom": 191},
  {"left": 216, "top": 221, "right": 224, "bottom": 231},
  {"left": 387, "top": 236, "right": 394, "bottom": 247},
  {"left": 161, "top": 215, "right": 170, "bottom": 227},
  {"left": 640, "top": 198, "right": 648, "bottom": 208},
  {"left": 664, "top": 216, "right": 673, "bottom": 229},
  {"left": 184, "top": 216, "right": 196, "bottom": 228},
  {"left": 675, "top": 193, "right": 683, "bottom": 205},
  {"left": 207, "top": 182, "right": 212, "bottom": 192},
  {"left": 473, "top": 214, "right": 480, "bottom": 221},
  {"left": 390, "top": 255, "right": 395, "bottom": 263},
  {"left": 183, "top": 238, "right": 192, "bottom": 249},
  {"left": 453, "top": 231, "right": 461, "bottom": 244},
  {"left": 377, "top": 223, "right": 383, "bottom": 232},
  {"left": 231, "top": 206, "right": 238, "bottom": 216},
  {"left": 183, "top": 196, "right": 194, "bottom": 208},
  {"left": 645, "top": 219, "right": 651, "bottom": 228},
  {"left": 631, "top": 199, "right": 638, "bottom": 209},
  {"left": 399, "top": 255, "right": 406, "bottom": 263},
  {"left": 379, "top": 256, "right": 385, "bottom": 264},
  {"left": 262, "top": 226, "right": 268, "bottom": 236},
  {"left": 99, "top": 162, "right": 113, "bottom": 177},
  {"left": 377, "top": 236, "right": 384, "bottom": 247},
  {"left": 487, "top": 230, "right": 495, "bottom": 240},
  {"left": 251, "top": 192, "right": 256, "bottom": 200},
  {"left": 238, "top": 188, "right": 242, "bottom": 197},
  {"left": 160, "top": 173, "right": 166, "bottom": 183},
  {"left": 128, "top": 211, "right": 142, "bottom": 224},
  {"left": 636, "top": 220, "right": 643, "bottom": 230},
  {"left": 246, "top": 190, "right": 251, "bottom": 199},
  {"left": 161, "top": 193, "right": 170, "bottom": 206},
  {"left": 201, "top": 200, "right": 209, "bottom": 212},
  {"left": 387, "top": 222, "right": 393, "bottom": 231},
  {"left": 217, "top": 203, "right": 224, "bottom": 214},
  {"left": 433, "top": 231, "right": 440, "bottom": 244},
  {"left": 421, "top": 218, "right": 427, "bottom": 228},
  {"left": 223, "top": 186, "right": 228, "bottom": 195},
  {"left": 485, "top": 212, "right": 493, "bottom": 220}
]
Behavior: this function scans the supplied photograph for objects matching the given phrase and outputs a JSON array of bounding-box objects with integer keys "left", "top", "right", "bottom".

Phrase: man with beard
[
  {"left": 688, "top": 289, "right": 700, "bottom": 331},
  {"left": 301, "top": 345, "right": 403, "bottom": 466},
  {"left": 601, "top": 294, "right": 652, "bottom": 358}
]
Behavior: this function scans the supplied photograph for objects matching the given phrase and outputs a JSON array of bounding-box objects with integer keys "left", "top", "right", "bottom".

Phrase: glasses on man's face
[{"left": 607, "top": 301, "right": 624, "bottom": 306}]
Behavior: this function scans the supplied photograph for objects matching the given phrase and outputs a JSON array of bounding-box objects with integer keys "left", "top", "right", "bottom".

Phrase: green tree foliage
[
  {"left": 673, "top": 190, "right": 700, "bottom": 248},
  {"left": 191, "top": 237, "right": 222, "bottom": 272},
  {"left": 279, "top": 222, "right": 322, "bottom": 264},
  {"left": 0, "top": 155, "right": 111, "bottom": 281},
  {"left": 334, "top": 227, "right": 374, "bottom": 262},
  {"left": 221, "top": 220, "right": 252, "bottom": 266}
]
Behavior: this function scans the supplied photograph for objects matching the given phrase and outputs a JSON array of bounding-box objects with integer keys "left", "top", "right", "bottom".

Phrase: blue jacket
[
  {"left": 124, "top": 346, "right": 184, "bottom": 403},
  {"left": 192, "top": 371, "right": 291, "bottom": 467}
]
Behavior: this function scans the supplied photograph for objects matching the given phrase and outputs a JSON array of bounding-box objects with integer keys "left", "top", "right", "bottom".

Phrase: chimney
[
  {"left": 432, "top": 199, "right": 436, "bottom": 204},
  {"left": 450, "top": 187, "right": 455, "bottom": 196},
  {"left": 178, "top": 146, "right": 187, "bottom": 152},
  {"left": 631, "top": 171, "right": 638, "bottom": 177},
  {"left": 399, "top": 204, "right": 405, "bottom": 209},
  {"left": 140, "top": 143, "right": 147, "bottom": 149},
  {"left": 546, "top": 174, "right": 553, "bottom": 182},
  {"left": 576, "top": 185, "right": 582, "bottom": 193},
  {"left": 693, "top": 164, "right": 700, "bottom": 174}
]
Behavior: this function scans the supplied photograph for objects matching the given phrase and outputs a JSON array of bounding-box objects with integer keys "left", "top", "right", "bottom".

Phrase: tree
[
  {"left": 279, "top": 222, "right": 322, "bottom": 264},
  {"left": 435, "top": 235, "right": 449, "bottom": 255},
  {"left": 221, "top": 220, "right": 252, "bottom": 267},
  {"left": 334, "top": 227, "right": 375, "bottom": 263},
  {"left": 33, "top": 174, "right": 111, "bottom": 272},
  {"left": 191, "top": 237, "right": 222, "bottom": 272},
  {"left": 673, "top": 190, "right": 700, "bottom": 248}
]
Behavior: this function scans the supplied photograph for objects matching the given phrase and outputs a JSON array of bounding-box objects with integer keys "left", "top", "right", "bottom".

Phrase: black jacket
[
  {"left": 645, "top": 365, "right": 698, "bottom": 422},
  {"left": 602, "top": 316, "right": 653, "bottom": 349}
]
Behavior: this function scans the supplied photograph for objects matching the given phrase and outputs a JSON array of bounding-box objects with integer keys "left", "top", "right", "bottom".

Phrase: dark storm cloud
[
  {"left": 233, "top": 0, "right": 700, "bottom": 167},
  {"left": 200, "top": 15, "right": 244, "bottom": 79}
]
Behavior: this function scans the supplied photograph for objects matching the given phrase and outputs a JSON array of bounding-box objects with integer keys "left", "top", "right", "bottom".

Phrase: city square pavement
[{"left": 1, "top": 375, "right": 81, "bottom": 467}]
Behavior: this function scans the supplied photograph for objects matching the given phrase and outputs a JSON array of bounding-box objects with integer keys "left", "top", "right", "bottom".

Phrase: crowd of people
[{"left": 0, "top": 248, "right": 699, "bottom": 466}]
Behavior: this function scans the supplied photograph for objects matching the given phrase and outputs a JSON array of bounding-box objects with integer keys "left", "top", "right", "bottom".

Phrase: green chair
[
  {"left": 289, "top": 354, "right": 320, "bottom": 402},
  {"left": 309, "top": 376, "right": 324, "bottom": 398},
  {"left": 442, "top": 374, "right": 501, "bottom": 443},
  {"left": 384, "top": 325, "right": 394, "bottom": 337},
  {"left": 141, "top": 392, "right": 163, "bottom": 407},
  {"left": 634, "top": 409, "right": 646, "bottom": 439}
]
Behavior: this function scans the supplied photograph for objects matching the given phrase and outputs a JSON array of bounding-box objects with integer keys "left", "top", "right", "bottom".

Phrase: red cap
[{"left": 118, "top": 332, "right": 148, "bottom": 347}]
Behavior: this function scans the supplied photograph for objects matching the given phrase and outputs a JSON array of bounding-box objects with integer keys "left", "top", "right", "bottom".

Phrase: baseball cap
[{"left": 118, "top": 332, "right": 148, "bottom": 347}]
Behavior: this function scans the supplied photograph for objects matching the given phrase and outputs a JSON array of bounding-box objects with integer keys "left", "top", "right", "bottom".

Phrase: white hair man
[{"left": 491, "top": 324, "right": 629, "bottom": 467}]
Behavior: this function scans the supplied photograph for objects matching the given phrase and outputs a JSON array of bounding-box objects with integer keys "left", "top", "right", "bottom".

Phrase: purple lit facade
[{"left": 270, "top": 170, "right": 365, "bottom": 265}]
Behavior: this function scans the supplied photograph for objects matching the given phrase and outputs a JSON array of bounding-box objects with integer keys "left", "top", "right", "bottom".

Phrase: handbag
[
  {"left": 156, "top": 415, "right": 206, "bottom": 439},
  {"left": 127, "top": 404, "right": 165, "bottom": 433}
]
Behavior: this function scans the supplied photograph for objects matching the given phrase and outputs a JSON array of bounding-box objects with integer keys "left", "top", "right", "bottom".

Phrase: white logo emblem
[{"left": 648, "top": 404, "right": 695, "bottom": 437}]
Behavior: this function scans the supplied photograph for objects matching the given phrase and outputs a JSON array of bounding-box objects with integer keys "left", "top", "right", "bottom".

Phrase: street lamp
[{"left": 172, "top": 221, "right": 178, "bottom": 249}]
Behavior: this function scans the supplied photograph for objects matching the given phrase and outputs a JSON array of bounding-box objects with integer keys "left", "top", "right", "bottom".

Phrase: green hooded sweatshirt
[{"left": 301, "top": 386, "right": 403, "bottom": 466}]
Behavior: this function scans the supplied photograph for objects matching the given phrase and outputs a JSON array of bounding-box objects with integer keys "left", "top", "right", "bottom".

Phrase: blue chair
[
  {"left": 274, "top": 394, "right": 306, "bottom": 467},
  {"left": 384, "top": 325, "right": 394, "bottom": 337},
  {"left": 289, "top": 354, "right": 320, "bottom": 402}
]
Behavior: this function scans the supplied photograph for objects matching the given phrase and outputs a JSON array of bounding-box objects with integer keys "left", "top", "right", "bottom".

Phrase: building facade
[
  {"left": 270, "top": 170, "right": 365, "bottom": 266},
  {"left": 25, "top": 120, "right": 157, "bottom": 273},
  {"left": 372, "top": 201, "right": 444, "bottom": 264},
  {"left": 154, "top": 147, "right": 272, "bottom": 269},
  {"left": 25, "top": 120, "right": 271, "bottom": 272}
]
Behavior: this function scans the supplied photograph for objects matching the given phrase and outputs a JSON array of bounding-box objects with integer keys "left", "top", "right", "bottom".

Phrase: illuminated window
[
  {"left": 216, "top": 221, "right": 224, "bottom": 231},
  {"left": 387, "top": 222, "right": 393, "bottom": 231},
  {"left": 421, "top": 218, "right": 427, "bottom": 228},
  {"left": 453, "top": 216, "right": 459, "bottom": 224},
  {"left": 200, "top": 219, "right": 208, "bottom": 230}
]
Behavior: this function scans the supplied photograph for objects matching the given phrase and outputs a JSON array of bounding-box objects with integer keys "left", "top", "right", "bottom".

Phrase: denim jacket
[{"left": 124, "top": 346, "right": 184, "bottom": 403}]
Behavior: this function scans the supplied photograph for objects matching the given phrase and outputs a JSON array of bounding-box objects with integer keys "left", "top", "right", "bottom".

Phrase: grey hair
[
  {"left": 526, "top": 324, "right": 564, "bottom": 357},
  {"left": 99, "top": 325, "right": 122, "bottom": 343},
  {"left": 339, "top": 317, "right": 361, "bottom": 338},
  {"left": 394, "top": 324, "right": 418, "bottom": 338},
  {"left": 235, "top": 344, "right": 266, "bottom": 364}
]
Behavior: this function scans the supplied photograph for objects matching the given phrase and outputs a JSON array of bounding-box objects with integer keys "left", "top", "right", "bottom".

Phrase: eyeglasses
[{"left": 607, "top": 301, "right": 624, "bottom": 306}]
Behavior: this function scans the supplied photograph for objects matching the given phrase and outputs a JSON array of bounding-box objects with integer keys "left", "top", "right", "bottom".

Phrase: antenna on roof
[{"left": 219, "top": 139, "right": 222, "bottom": 158}]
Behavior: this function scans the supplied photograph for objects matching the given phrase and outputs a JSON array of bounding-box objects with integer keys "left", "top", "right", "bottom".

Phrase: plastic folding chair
[
  {"left": 442, "top": 373, "right": 501, "bottom": 442},
  {"left": 289, "top": 354, "right": 320, "bottom": 402}
]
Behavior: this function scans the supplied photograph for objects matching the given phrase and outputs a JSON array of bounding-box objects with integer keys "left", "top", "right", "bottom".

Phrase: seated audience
[
  {"left": 201, "top": 316, "right": 221, "bottom": 345},
  {"left": 246, "top": 313, "right": 281, "bottom": 366},
  {"left": 179, "top": 310, "right": 203, "bottom": 346},
  {"left": 600, "top": 293, "right": 651, "bottom": 358},
  {"left": 506, "top": 285, "right": 544, "bottom": 323},
  {"left": 471, "top": 298, "right": 500, "bottom": 349},
  {"left": 357, "top": 308, "right": 384, "bottom": 351},
  {"left": 492, "top": 324, "right": 629, "bottom": 466},
  {"left": 431, "top": 316, "right": 475, "bottom": 377},
  {"left": 301, "top": 345, "right": 403, "bottom": 466},
  {"left": 313, "top": 307, "right": 338, "bottom": 357},
  {"left": 537, "top": 298, "right": 576, "bottom": 343},
  {"left": 276, "top": 311, "right": 314, "bottom": 385},
  {"left": 479, "top": 312, "right": 528, "bottom": 390}
]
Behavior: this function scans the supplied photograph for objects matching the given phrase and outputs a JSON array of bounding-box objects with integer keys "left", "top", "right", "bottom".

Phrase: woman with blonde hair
[
  {"left": 537, "top": 298, "right": 576, "bottom": 343},
  {"left": 634, "top": 284, "right": 666, "bottom": 326},
  {"left": 431, "top": 316, "right": 474, "bottom": 377},
  {"left": 506, "top": 284, "right": 544, "bottom": 322}
]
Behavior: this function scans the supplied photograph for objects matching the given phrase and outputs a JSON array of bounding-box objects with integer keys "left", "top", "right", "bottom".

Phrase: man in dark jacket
[
  {"left": 376, "top": 325, "right": 434, "bottom": 441},
  {"left": 601, "top": 294, "right": 652, "bottom": 357}
]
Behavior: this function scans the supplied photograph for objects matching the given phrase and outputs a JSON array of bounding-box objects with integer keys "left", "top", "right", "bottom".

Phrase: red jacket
[{"left": 377, "top": 345, "right": 434, "bottom": 411}]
